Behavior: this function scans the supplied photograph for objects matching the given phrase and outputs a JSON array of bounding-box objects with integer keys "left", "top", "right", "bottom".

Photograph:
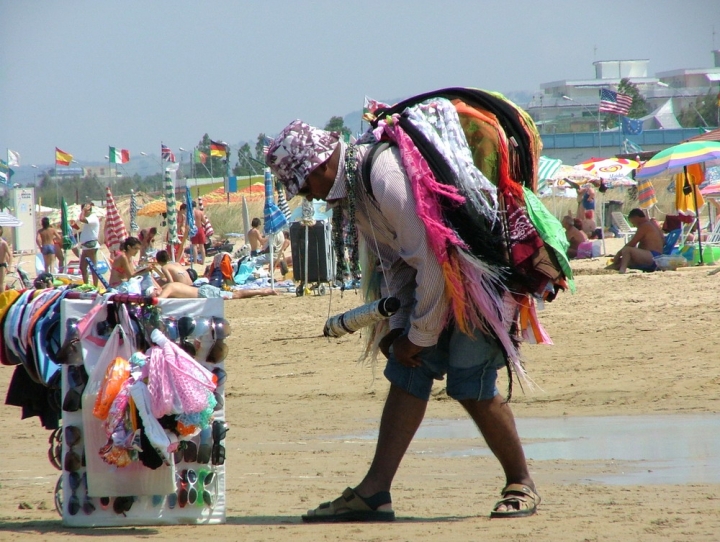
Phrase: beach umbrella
[
  {"left": 198, "top": 196, "right": 214, "bottom": 239},
  {"left": 60, "top": 198, "right": 73, "bottom": 250},
  {"left": 674, "top": 163, "right": 705, "bottom": 215},
  {"left": 138, "top": 199, "right": 168, "bottom": 217},
  {"left": 577, "top": 157, "right": 639, "bottom": 179},
  {"left": 537, "top": 156, "right": 562, "bottom": 195},
  {"left": 104, "top": 186, "right": 128, "bottom": 254},
  {"left": 46, "top": 204, "right": 107, "bottom": 223},
  {"left": 242, "top": 196, "right": 250, "bottom": 242},
  {"left": 0, "top": 211, "right": 22, "bottom": 227},
  {"left": 263, "top": 169, "right": 288, "bottom": 290},
  {"left": 636, "top": 178, "right": 657, "bottom": 210},
  {"left": 263, "top": 169, "right": 287, "bottom": 236},
  {"left": 129, "top": 190, "right": 139, "bottom": 233},
  {"left": 164, "top": 171, "right": 179, "bottom": 261},
  {"left": 275, "top": 179, "right": 291, "bottom": 221},
  {"left": 185, "top": 186, "right": 197, "bottom": 239},
  {"left": 637, "top": 142, "right": 720, "bottom": 263}
]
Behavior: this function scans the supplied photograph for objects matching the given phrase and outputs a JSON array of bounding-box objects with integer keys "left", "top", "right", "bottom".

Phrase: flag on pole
[
  {"left": 55, "top": 147, "right": 73, "bottom": 166},
  {"left": 108, "top": 146, "right": 130, "bottom": 163},
  {"left": 621, "top": 117, "right": 643, "bottom": 136},
  {"left": 0, "top": 160, "right": 8, "bottom": 184},
  {"left": 210, "top": 140, "right": 227, "bottom": 157},
  {"left": 194, "top": 149, "right": 207, "bottom": 164},
  {"left": 161, "top": 144, "right": 176, "bottom": 162},
  {"left": 599, "top": 89, "right": 632, "bottom": 115},
  {"left": 7, "top": 150, "right": 20, "bottom": 167}
]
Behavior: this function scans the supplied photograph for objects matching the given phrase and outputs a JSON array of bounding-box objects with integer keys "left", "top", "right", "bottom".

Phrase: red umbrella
[{"left": 104, "top": 186, "right": 128, "bottom": 253}]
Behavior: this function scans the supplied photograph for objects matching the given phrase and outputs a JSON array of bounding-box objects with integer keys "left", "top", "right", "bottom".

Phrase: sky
[{"left": 1, "top": 0, "right": 718, "bottom": 168}]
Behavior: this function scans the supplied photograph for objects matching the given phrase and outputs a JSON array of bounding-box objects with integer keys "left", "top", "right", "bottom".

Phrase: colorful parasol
[
  {"left": 104, "top": 186, "right": 128, "bottom": 253},
  {"left": 537, "top": 156, "right": 563, "bottom": 195},
  {"left": 137, "top": 198, "right": 179, "bottom": 217},
  {"left": 129, "top": 190, "right": 139, "bottom": 232},
  {"left": 637, "top": 178, "right": 658, "bottom": 209},
  {"left": 635, "top": 141, "right": 720, "bottom": 179},
  {"left": 577, "top": 157, "right": 639, "bottom": 179}
]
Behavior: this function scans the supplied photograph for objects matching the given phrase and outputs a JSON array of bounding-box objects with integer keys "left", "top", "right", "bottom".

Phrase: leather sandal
[
  {"left": 302, "top": 487, "right": 395, "bottom": 523},
  {"left": 490, "top": 483, "right": 541, "bottom": 518}
]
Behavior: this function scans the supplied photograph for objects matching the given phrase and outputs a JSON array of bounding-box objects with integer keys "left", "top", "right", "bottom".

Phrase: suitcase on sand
[{"left": 290, "top": 221, "right": 334, "bottom": 284}]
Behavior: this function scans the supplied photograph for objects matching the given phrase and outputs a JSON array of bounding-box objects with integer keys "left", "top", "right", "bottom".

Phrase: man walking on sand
[{"left": 266, "top": 120, "right": 540, "bottom": 523}]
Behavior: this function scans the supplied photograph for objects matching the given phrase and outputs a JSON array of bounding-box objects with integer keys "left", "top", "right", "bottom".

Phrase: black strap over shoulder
[{"left": 361, "top": 141, "right": 393, "bottom": 200}]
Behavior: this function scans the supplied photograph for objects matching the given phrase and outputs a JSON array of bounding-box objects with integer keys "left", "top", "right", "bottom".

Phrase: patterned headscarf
[{"left": 265, "top": 120, "right": 339, "bottom": 198}]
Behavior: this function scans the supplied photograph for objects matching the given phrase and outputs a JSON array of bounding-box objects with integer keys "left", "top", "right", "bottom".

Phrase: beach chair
[
  {"left": 662, "top": 229, "right": 681, "bottom": 255},
  {"left": 704, "top": 220, "right": 720, "bottom": 246},
  {"left": 611, "top": 212, "right": 636, "bottom": 243}
]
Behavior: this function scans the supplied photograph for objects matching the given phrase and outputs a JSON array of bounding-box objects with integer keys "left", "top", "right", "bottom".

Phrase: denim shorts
[{"left": 384, "top": 325, "right": 506, "bottom": 402}]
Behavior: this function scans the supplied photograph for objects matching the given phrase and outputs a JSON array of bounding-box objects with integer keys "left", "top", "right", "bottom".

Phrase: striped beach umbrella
[
  {"left": 165, "top": 171, "right": 179, "bottom": 248},
  {"left": 198, "top": 196, "right": 214, "bottom": 238},
  {"left": 263, "top": 168, "right": 287, "bottom": 235},
  {"left": 636, "top": 178, "right": 657, "bottom": 209},
  {"left": 129, "top": 190, "right": 139, "bottom": 233},
  {"left": 104, "top": 186, "right": 128, "bottom": 253},
  {"left": 636, "top": 141, "right": 720, "bottom": 179},
  {"left": 275, "top": 178, "right": 291, "bottom": 221}
]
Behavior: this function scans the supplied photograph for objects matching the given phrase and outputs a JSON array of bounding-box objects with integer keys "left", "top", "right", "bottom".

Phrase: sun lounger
[{"left": 610, "top": 212, "right": 636, "bottom": 243}]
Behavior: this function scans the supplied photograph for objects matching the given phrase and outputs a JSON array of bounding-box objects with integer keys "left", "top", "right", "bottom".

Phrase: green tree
[
  {"left": 255, "top": 133, "right": 267, "bottom": 161},
  {"left": 677, "top": 90, "right": 719, "bottom": 128},
  {"left": 232, "top": 143, "right": 257, "bottom": 177},
  {"left": 324, "top": 116, "right": 351, "bottom": 140}
]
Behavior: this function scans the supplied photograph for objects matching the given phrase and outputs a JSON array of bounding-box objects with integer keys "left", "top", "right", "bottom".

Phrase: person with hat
[{"left": 266, "top": 120, "right": 540, "bottom": 522}]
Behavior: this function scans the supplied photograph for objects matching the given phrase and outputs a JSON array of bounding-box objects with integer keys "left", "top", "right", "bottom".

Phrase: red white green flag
[{"left": 109, "top": 146, "right": 130, "bottom": 164}]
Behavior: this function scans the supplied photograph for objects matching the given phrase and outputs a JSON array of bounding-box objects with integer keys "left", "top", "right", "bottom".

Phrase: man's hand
[
  {"left": 391, "top": 334, "right": 424, "bottom": 368},
  {"left": 379, "top": 328, "right": 404, "bottom": 359}
]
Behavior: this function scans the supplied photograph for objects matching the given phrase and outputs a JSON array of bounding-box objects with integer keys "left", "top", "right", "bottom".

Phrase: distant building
[{"left": 526, "top": 52, "right": 720, "bottom": 134}]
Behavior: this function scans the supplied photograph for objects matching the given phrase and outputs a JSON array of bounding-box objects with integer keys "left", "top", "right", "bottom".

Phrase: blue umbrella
[{"left": 263, "top": 169, "right": 287, "bottom": 235}]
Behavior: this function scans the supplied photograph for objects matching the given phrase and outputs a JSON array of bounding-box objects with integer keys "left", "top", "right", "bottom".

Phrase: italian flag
[{"left": 109, "top": 147, "right": 130, "bottom": 164}]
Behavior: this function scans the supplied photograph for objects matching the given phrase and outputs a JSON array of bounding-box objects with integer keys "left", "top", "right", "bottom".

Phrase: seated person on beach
[
  {"left": 562, "top": 216, "right": 588, "bottom": 258},
  {"left": 155, "top": 249, "right": 193, "bottom": 285},
  {"left": 109, "top": 236, "right": 159, "bottom": 287},
  {"left": 608, "top": 208, "right": 664, "bottom": 273},
  {"left": 150, "top": 281, "right": 277, "bottom": 299},
  {"left": 247, "top": 218, "right": 267, "bottom": 257}
]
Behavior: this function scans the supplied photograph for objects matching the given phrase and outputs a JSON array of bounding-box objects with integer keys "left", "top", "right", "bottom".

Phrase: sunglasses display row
[{"left": 57, "top": 300, "right": 229, "bottom": 526}]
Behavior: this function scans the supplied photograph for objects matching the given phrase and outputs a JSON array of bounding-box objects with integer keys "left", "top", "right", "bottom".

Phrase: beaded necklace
[{"left": 332, "top": 144, "right": 360, "bottom": 284}]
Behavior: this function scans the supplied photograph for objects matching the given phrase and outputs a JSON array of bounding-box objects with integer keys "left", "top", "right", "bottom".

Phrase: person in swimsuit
[
  {"left": 138, "top": 227, "right": 158, "bottom": 263},
  {"left": 608, "top": 208, "right": 665, "bottom": 273},
  {"left": 155, "top": 249, "right": 193, "bottom": 285},
  {"left": 78, "top": 202, "right": 101, "bottom": 286},
  {"left": 109, "top": 236, "right": 158, "bottom": 287},
  {"left": 37, "top": 217, "right": 61, "bottom": 273}
]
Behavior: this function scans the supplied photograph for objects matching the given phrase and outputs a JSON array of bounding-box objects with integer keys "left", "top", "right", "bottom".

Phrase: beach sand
[{"left": 1, "top": 240, "right": 719, "bottom": 541}]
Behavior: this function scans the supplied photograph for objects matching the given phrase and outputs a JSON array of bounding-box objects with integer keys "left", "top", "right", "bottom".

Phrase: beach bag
[
  {"left": 81, "top": 305, "right": 174, "bottom": 497},
  {"left": 208, "top": 252, "right": 234, "bottom": 288}
]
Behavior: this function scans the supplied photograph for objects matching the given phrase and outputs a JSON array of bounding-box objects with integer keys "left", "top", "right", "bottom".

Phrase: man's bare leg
[
  {"left": 354, "top": 385, "right": 427, "bottom": 497},
  {"left": 459, "top": 395, "right": 535, "bottom": 513},
  {"left": 618, "top": 246, "right": 655, "bottom": 273}
]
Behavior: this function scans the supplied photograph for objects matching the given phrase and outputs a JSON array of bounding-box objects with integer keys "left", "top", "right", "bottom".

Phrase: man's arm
[{"left": 625, "top": 224, "right": 647, "bottom": 248}]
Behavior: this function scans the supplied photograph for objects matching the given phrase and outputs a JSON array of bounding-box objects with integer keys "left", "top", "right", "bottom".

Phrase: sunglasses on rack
[
  {"left": 62, "top": 365, "right": 88, "bottom": 412},
  {"left": 63, "top": 425, "right": 84, "bottom": 472},
  {"left": 211, "top": 420, "right": 228, "bottom": 466}
]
